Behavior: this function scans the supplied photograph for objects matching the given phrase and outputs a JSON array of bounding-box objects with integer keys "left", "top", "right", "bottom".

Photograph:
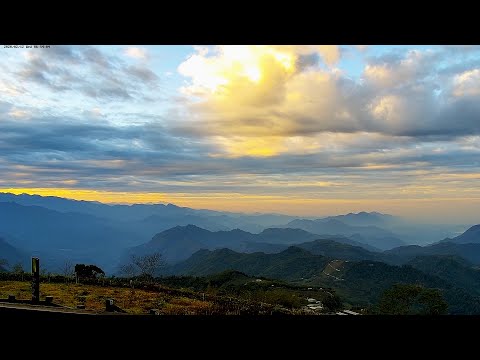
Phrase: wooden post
[{"left": 31, "top": 257, "right": 40, "bottom": 304}]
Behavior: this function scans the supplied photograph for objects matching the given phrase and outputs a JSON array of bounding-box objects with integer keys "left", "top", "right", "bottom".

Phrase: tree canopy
[
  {"left": 75, "top": 264, "right": 105, "bottom": 279},
  {"left": 377, "top": 284, "right": 448, "bottom": 315}
]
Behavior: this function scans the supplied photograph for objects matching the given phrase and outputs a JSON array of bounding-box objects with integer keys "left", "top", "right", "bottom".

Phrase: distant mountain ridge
[
  {"left": 385, "top": 225, "right": 480, "bottom": 265},
  {"left": 124, "top": 224, "right": 384, "bottom": 264},
  {"left": 283, "top": 218, "right": 406, "bottom": 250},
  {"left": 0, "top": 201, "right": 141, "bottom": 272},
  {"left": 320, "top": 211, "right": 396, "bottom": 227},
  {"left": 0, "top": 192, "right": 295, "bottom": 232},
  {"left": 443, "top": 224, "right": 480, "bottom": 244},
  {"left": 3, "top": 192, "right": 476, "bottom": 276},
  {"left": 297, "top": 239, "right": 388, "bottom": 262},
  {"left": 0, "top": 236, "right": 29, "bottom": 269}
]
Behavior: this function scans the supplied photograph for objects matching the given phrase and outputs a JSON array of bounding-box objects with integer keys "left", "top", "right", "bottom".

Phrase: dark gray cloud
[
  {"left": 81, "top": 84, "right": 131, "bottom": 100},
  {"left": 125, "top": 65, "right": 159, "bottom": 83},
  {"left": 296, "top": 53, "right": 320, "bottom": 70},
  {"left": 16, "top": 46, "right": 160, "bottom": 101},
  {"left": 1, "top": 118, "right": 479, "bottom": 197},
  {"left": 1, "top": 112, "right": 478, "bottom": 191},
  {"left": 81, "top": 47, "right": 115, "bottom": 69}
]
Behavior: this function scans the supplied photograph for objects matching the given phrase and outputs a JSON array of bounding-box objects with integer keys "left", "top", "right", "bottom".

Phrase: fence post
[{"left": 31, "top": 257, "right": 40, "bottom": 304}]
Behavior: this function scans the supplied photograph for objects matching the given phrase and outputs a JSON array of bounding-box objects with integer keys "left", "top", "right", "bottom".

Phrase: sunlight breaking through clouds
[{"left": 1, "top": 45, "right": 480, "bottom": 221}]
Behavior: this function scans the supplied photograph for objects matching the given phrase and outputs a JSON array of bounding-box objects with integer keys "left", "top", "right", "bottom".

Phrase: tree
[
  {"left": 62, "top": 260, "right": 74, "bottom": 283},
  {"left": 119, "top": 263, "right": 137, "bottom": 278},
  {"left": 74, "top": 264, "right": 105, "bottom": 280},
  {"left": 377, "top": 284, "right": 448, "bottom": 315},
  {"left": 12, "top": 262, "right": 25, "bottom": 281},
  {"left": 322, "top": 293, "right": 342, "bottom": 312},
  {"left": 417, "top": 288, "right": 449, "bottom": 315},
  {"left": 130, "top": 252, "right": 165, "bottom": 281}
]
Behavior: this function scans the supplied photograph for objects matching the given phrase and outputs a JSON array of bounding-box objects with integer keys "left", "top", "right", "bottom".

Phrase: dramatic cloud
[
  {"left": 175, "top": 46, "right": 480, "bottom": 157},
  {"left": 1, "top": 45, "right": 480, "bottom": 221},
  {"left": 15, "top": 46, "right": 159, "bottom": 101}
]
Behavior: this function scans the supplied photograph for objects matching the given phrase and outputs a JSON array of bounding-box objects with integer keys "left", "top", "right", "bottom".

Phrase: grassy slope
[
  {"left": 0, "top": 271, "right": 334, "bottom": 315},
  {"left": 0, "top": 281, "right": 215, "bottom": 315}
]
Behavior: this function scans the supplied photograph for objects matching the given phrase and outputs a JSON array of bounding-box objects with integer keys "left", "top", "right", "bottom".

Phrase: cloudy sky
[{"left": 1, "top": 45, "right": 479, "bottom": 222}]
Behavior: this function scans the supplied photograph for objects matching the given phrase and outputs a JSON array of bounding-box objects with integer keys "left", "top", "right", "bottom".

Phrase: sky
[{"left": 0, "top": 45, "right": 479, "bottom": 223}]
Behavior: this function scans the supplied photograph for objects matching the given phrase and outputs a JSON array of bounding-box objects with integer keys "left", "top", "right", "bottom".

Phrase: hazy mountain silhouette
[
  {"left": 3, "top": 192, "right": 476, "bottom": 276},
  {"left": 125, "top": 225, "right": 306, "bottom": 264},
  {"left": 0, "top": 192, "right": 295, "bottom": 233},
  {"left": 0, "top": 201, "right": 140, "bottom": 272},
  {"left": 124, "top": 225, "right": 383, "bottom": 265},
  {"left": 385, "top": 225, "right": 480, "bottom": 265},
  {"left": 320, "top": 211, "right": 396, "bottom": 227},
  {"left": 0, "top": 236, "right": 29, "bottom": 269},
  {"left": 296, "top": 239, "right": 389, "bottom": 262},
  {"left": 442, "top": 224, "right": 480, "bottom": 244},
  {"left": 283, "top": 218, "right": 405, "bottom": 250},
  {"left": 385, "top": 241, "right": 480, "bottom": 265}
]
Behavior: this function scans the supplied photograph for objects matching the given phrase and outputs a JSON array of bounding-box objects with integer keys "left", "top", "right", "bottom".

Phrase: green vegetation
[
  {"left": 0, "top": 269, "right": 341, "bottom": 314},
  {"left": 309, "top": 260, "right": 480, "bottom": 314},
  {"left": 375, "top": 284, "right": 448, "bottom": 315},
  {"left": 160, "top": 270, "right": 342, "bottom": 312},
  {"left": 171, "top": 247, "right": 480, "bottom": 314},
  {"left": 172, "top": 247, "right": 330, "bottom": 281},
  {"left": 407, "top": 255, "right": 480, "bottom": 295},
  {"left": 75, "top": 264, "right": 105, "bottom": 280}
]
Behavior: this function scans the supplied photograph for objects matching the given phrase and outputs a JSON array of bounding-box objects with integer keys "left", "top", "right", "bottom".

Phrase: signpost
[{"left": 31, "top": 257, "right": 40, "bottom": 304}]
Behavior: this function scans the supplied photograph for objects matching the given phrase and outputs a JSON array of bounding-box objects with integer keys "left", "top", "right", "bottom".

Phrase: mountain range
[
  {"left": 282, "top": 218, "right": 406, "bottom": 250},
  {"left": 442, "top": 224, "right": 480, "bottom": 244},
  {"left": 0, "top": 236, "right": 29, "bottom": 269},
  {"left": 385, "top": 242, "right": 480, "bottom": 265},
  {"left": 123, "top": 224, "right": 387, "bottom": 265},
  {"left": 168, "top": 246, "right": 480, "bottom": 314},
  {"left": 0, "top": 192, "right": 477, "bottom": 274},
  {"left": 320, "top": 211, "right": 396, "bottom": 227},
  {"left": 1, "top": 192, "right": 480, "bottom": 314}
]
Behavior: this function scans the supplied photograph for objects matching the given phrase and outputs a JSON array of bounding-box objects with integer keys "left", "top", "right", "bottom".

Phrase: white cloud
[
  {"left": 453, "top": 68, "right": 480, "bottom": 97},
  {"left": 175, "top": 45, "right": 480, "bottom": 158},
  {"left": 124, "top": 47, "right": 148, "bottom": 60},
  {"left": 317, "top": 45, "right": 340, "bottom": 66}
]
